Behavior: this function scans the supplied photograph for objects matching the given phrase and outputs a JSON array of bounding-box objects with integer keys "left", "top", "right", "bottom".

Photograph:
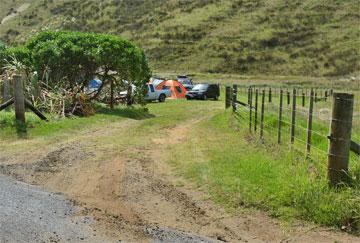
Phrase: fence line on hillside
[{"left": 226, "top": 84, "right": 360, "bottom": 186}]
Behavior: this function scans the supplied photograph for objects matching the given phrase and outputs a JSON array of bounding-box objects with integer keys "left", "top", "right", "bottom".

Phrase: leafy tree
[{"left": 3, "top": 31, "right": 151, "bottom": 109}]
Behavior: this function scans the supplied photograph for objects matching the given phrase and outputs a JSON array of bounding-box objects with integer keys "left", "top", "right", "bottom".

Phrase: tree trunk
[
  {"left": 110, "top": 78, "right": 114, "bottom": 109},
  {"left": 127, "top": 83, "right": 133, "bottom": 106}
]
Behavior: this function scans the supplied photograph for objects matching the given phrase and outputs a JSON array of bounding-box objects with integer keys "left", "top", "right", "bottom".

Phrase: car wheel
[
  {"left": 202, "top": 94, "right": 207, "bottom": 100},
  {"left": 159, "top": 94, "right": 166, "bottom": 102},
  {"left": 186, "top": 97, "right": 191, "bottom": 100}
]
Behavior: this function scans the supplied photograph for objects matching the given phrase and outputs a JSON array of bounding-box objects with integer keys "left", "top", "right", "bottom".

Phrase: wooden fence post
[
  {"left": 110, "top": 79, "right": 114, "bottom": 109},
  {"left": 260, "top": 90, "right": 265, "bottom": 139},
  {"left": 287, "top": 90, "right": 290, "bottom": 106},
  {"left": 302, "top": 92, "right": 305, "bottom": 107},
  {"left": 249, "top": 87, "right": 253, "bottom": 132},
  {"left": 328, "top": 93, "right": 354, "bottom": 186},
  {"left": 225, "top": 86, "right": 231, "bottom": 109},
  {"left": 247, "top": 87, "right": 250, "bottom": 105},
  {"left": 291, "top": 88, "right": 296, "bottom": 144},
  {"left": 268, "top": 88, "right": 272, "bottom": 103},
  {"left": 324, "top": 90, "right": 328, "bottom": 102},
  {"left": 13, "top": 75, "right": 25, "bottom": 124},
  {"left": 232, "top": 84, "right": 238, "bottom": 112},
  {"left": 306, "top": 89, "right": 314, "bottom": 156},
  {"left": 278, "top": 90, "right": 283, "bottom": 144},
  {"left": 255, "top": 89, "right": 258, "bottom": 132}
]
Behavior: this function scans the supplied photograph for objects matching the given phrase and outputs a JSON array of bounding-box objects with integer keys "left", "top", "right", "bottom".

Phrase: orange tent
[{"left": 155, "top": 80, "right": 187, "bottom": 99}]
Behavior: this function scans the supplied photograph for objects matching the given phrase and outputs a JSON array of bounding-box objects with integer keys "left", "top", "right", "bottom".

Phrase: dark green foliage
[
  {"left": 24, "top": 31, "right": 150, "bottom": 89},
  {"left": 4, "top": 45, "right": 31, "bottom": 68},
  {"left": 2, "top": 31, "right": 150, "bottom": 105}
]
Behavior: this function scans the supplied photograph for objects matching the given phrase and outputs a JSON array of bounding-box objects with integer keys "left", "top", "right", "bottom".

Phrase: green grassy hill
[{"left": 0, "top": 0, "right": 359, "bottom": 77}]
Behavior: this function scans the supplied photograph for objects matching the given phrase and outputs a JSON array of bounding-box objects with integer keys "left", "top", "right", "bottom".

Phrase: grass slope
[{"left": 0, "top": 0, "right": 359, "bottom": 77}]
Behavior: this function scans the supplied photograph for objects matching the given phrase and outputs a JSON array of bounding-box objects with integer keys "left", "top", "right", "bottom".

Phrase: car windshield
[
  {"left": 179, "top": 80, "right": 191, "bottom": 85},
  {"left": 192, "top": 84, "right": 208, "bottom": 91}
]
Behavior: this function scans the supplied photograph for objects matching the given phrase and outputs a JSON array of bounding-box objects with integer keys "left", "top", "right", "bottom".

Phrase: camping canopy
[{"left": 156, "top": 80, "right": 187, "bottom": 99}]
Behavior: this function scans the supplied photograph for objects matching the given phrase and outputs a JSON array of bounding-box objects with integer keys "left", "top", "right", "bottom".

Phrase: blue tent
[{"left": 89, "top": 79, "right": 102, "bottom": 89}]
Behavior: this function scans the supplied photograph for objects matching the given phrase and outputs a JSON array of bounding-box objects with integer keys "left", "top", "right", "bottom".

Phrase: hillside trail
[
  {"left": 0, "top": 109, "right": 359, "bottom": 242},
  {"left": 0, "top": 3, "right": 30, "bottom": 25}
]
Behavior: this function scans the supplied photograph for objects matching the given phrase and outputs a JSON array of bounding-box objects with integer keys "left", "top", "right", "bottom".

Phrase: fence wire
[{"left": 230, "top": 85, "right": 360, "bottom": 180}]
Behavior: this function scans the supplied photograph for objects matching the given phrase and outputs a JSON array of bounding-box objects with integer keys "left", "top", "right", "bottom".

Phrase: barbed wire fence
[{"left": 226, "top": 84, "right": 360, "bottom": 186}]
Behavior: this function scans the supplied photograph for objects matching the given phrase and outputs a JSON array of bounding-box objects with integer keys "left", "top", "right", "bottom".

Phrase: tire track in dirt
[
  {"left": 0, "top": 111, "right": 359, "bottom": 242},
  {"left": 139, "top": 116, "right": 360, "bottom": 243},
  {"left": 0, "top": 116, "right": 225, "bottom": 242},
  {"left": 115, "top": 116, "right": 252, "bottom": 242}
]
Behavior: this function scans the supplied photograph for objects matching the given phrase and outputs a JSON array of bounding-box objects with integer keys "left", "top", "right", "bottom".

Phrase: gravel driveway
[{"left": 0, "top": 175, "right": 106, "bottom": 243}]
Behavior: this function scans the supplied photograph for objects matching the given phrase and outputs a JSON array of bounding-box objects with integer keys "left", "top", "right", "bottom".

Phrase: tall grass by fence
[{"left": 226, "top": 85, "right": 360, "bottom": 186}]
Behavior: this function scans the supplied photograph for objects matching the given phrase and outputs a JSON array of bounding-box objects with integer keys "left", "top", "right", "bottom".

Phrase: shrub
[{"left": 2, "top": 31, "right": 151, "bottom": 115}]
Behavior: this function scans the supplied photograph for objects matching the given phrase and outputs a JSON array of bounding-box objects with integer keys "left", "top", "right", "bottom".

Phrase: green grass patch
[
  {"left": 0, "top": 104, "right": 151, "bottom": 140},
  {"left": 169, "top": 109, "right": 360, "bottom": 233}
]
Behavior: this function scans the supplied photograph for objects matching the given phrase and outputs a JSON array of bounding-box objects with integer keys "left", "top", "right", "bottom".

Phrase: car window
[
  {"left": 193, "top": 84, "right": 209, "bottom": 90},
  {"left": 162, "top": 86, "right": 170, "bottom": 90},
  {"left": 149, "top": 85, "right": 155, "bottom": 92}
]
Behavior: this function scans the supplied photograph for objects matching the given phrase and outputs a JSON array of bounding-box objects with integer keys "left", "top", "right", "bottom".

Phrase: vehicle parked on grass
[
  {"left": 145, "top": 84, "right": 171, "bottom": 102},
  {"left": 186, "top": 84, "right": 220, "bottom": 100},
  {"left": 119, "top": 84, "right": 171, "bottom": 103},
  {"left": 177, "top": 75, "right": 193, "bottom": 91},
  {"left": 149, "top": 77, "right": 166, "bottom": 88}
]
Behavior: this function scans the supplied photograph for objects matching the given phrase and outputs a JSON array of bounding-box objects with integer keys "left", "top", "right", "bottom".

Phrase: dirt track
[{"left": 0, "top": 108, "right": 359, "bottom": 242}]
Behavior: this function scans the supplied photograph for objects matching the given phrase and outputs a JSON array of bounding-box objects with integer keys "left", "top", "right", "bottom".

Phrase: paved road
[
  {"left": 148, "top": 227, "right": 217, "bottom": 243},
  {"left": 0, "top": 175, "right": 105, "bottom": 243},
  {"left": 0, "top": 175, "right": 220, "bottom": 243}
]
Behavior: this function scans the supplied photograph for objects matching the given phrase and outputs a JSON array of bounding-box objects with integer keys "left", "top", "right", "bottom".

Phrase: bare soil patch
[{"left": 0, "top": 116, "right": 359, "bottom": 242}]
